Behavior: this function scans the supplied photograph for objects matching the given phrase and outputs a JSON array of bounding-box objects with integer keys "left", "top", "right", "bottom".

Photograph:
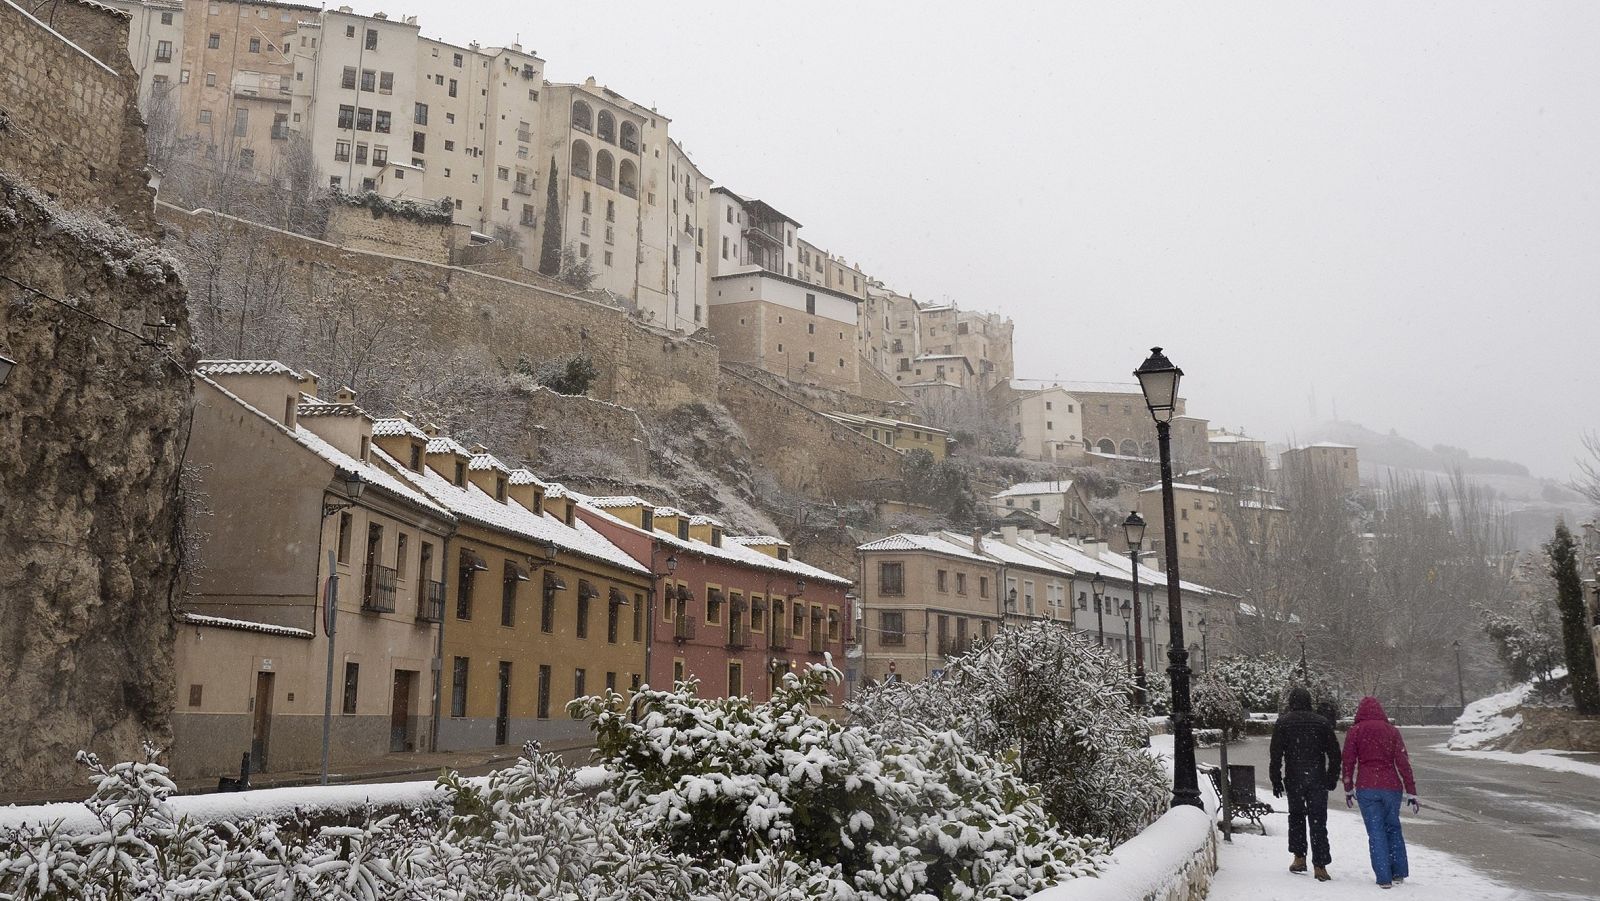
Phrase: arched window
[
  {"left": 1096, "top": 438, "right": 1117, "bottom": 454},
  {"left": 619, "top": 120, "right": 639, "bottom": 153},
  {"left": 571, "top": 100, "right": 592, "bottom": 133},
  {"left": 618, "top": 158, "right": 638, "bottom": 198},
  {"left": 571, "top": 140, "right": 591, "bottom": 180},
  {"left": 595, "top": 150, "right": 614, "bottom": 188},
  {"left": 596, "top": 110, "right": 616, "bottom": 144},
  {"left": 1119, "top": 439, "right": 1140, "bottom": 457}
]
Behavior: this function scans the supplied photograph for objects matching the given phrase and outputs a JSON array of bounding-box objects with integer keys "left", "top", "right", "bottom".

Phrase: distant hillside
[{"left": 1298, "top": 421, "right": 1591, "bottom": 550}]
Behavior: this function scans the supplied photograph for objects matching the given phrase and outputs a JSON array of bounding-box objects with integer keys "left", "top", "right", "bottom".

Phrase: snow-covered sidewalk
[
  {"left": 1435, "top": 745, "right": 1600, "bottom": 781},
  {"left": 1211, "top": 793, "right": 1520, "bottom": 900}
]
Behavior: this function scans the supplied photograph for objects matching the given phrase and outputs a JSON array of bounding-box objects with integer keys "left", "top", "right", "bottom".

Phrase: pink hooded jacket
[{"left": 1341, "top": 696, "right": 1417, "bottom": 794}]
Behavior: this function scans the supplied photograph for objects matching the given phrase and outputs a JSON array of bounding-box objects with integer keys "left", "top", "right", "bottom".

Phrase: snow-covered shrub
[
  {"left": 332, "top": 189, "right": 454, "bottom": 224},
  {"left": 576, "top": 661, "right": 1105, "bottom": 900},
  {"left": 1192, "top": 674, "right": 1247, "bottom": 740},
  {"left": 1211, "top": 654, "right": 1295, "bottom": 712},
  {"left": 850, "top": 622, "right": 1167, "bottom": 845}
]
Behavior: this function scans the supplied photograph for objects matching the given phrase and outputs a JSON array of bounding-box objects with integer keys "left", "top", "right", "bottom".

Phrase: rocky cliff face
[{"left": 0, "top": 176, "right": 193, "bottom": 793}]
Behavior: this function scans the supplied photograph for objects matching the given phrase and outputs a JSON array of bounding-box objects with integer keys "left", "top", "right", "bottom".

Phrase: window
[
  {"left": 414, "top": 102, "right": 428, "bottom": 125},
  {"left": 707, "top": 588, "right": 722, "bottom": 624},
  {"left": 672, "top": 659, "right": 685, "bottom": 684},
  {"left": 537, "top": 665, "right": 551, "bottom": 718},
  {"left": 412, "top": 131, "right": 425, "bottom": 154},
  {"left": 155, "top": 40, "right": 173, "bottom": 63},
  {"left": 633, "top": 594, "right": 643, "bottom": 642},
  {"left": 238, "top": 148, "right": 254, "bottom": 170},
  {"left": 879, "top": 561, "right": 904, "bottom": 595},
  {"left": 728, "top": 661, "right": 743, "bottom": 697},
  {"left": 248, "top": 37, "right": 260, "bottom": 53},
  {"left": 936, "top": 569, "right": 948, "bottom": 592},
  {"left": 451, "top": 657, "right": 468, "bottom": 716},
  {"left": 338, "top": 105, "right": 355, "bottom": 129},
  {"left": 371, "top": 146, "right": 387, "bottom": 166},
  {"left": 365, "top": 28, "right": 378, "bottom": 50},
  {"left": 806, "top": 294, "right": 816, "bottom": 314},
  {"left": 336, "top": 512, "right": 353, "bottom": 562},
  {"left": 375, "top": 110, "right": 391, "bottom": 134},
  {"left": 448, "top": 78, "right": 458, "bottom": 97},
  {"left": 233, "top": 108, "right": 248, "bottom": 137},
  {"left": 208, "top": 32, "right": 220, "bottom": 49},
  {"left": 603, "top": 251, "right": 613, "bottom": 267},
  {"left": 793, "top": 603, "right": 805, "bottom": 638},
  {"left": 881, "top": 610, "right": 905, "bottom": 645},
  {"left": 573, "top": 668, "right": 586, "bottom": 700},
  {"left": 342, "top": 662, "right": 359, "bottom": 714},
  {"left": 379, "top": 71, "right": 394, "bottom": 93},
  {"left": 354, "top": 143, "right": 367, "bottom": 164},
  {"left": 576, "top": 585, "right": 590, "bottom": 638},
  {"left": 956, "top": 572, "right": 967, "bottom": 595},
  {"left": 355, "top": 107, "right": 373, "bottom": 131},
  {"left": 453, "top": 51, "right": 463, "bottom": 67}
]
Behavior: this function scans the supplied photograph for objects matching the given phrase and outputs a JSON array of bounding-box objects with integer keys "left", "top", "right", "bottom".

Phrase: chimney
[
  {"left": 301, "top": 369, "right": 321, "bottom": 399},
  {"left": 423, "top": 422, "right": 440, "bottom": 438},
  {"left": 335, "top": 386, "right": 356, "bottom": 405},
  {"left": 1001, "top": 525, "right": 1019, "bottom": 545},
  {"left": 971, "top": 529, "right": 984, "bottom": 555}
]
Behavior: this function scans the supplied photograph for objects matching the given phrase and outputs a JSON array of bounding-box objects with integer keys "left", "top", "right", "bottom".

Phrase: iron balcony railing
[
  {"left": 768, "top": 630, "right": 789, "bottom": 651},
  {"left": 620, "top": 137, "right": 639, "bottom": 154},
  {"left": 619, "top": 182, "right": 637, "bottom": 199},
  {"left": 726, "top": 630, "right": 748, "bottom": 650},
  {"left": 362, "top": 563, "right": 397, "bottom": 613},
  {"left": 674, "top": 615, "right": 696, "bottom": 642},
  {"left": 417, "top": 580, "right": 445, "bottom": 622},
  {"left": 596, "top": 174, "right": 614, "bottom": 189}
]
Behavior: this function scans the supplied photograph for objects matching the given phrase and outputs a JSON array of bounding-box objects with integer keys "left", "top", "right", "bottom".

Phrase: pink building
[{"left": 575, "top": 497, "right": 854, "bottom": 705}]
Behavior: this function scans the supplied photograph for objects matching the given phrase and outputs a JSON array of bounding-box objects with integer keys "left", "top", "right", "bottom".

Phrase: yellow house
[
  {"left": 821, "top": 411, "right": 951, "bottom": 459},
  {"left": 370, "top": 422, "right": 650, "bottom": 750}
]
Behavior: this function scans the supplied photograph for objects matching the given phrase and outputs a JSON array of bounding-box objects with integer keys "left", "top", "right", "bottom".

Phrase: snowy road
[{"left": 1200, "top": 727, "right": 1600, "bottom": 900}]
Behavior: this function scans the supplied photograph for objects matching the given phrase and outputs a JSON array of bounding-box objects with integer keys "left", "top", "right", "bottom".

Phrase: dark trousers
[{"left": 1286, "top": 782, "right": 1331, "bottom": 867}]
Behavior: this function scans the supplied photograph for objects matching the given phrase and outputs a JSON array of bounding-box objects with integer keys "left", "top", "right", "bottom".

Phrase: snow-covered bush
[
  {"left": 1192, "top": 674, "right": 1247, "bottom": 740},
  {"left": 577, "top": 660, "right": 1105, "bottom": 900},
  {"left": 850, "top": 622, "right": 1167, "bottom": 845},
  {"left": 1211, "top": 654, "right": 1295, "bottom": 712},
  {"left": 332, "top": 189, "right": 454, "bottom": 225}
]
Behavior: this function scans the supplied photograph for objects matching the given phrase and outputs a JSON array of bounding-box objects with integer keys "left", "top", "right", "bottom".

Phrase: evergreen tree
[
  {"left": 538, "top": 155, "right": 562, "bottom": 276},
  {"left": 1547, "top": 522, "right": 1600, "bottom": 714}
]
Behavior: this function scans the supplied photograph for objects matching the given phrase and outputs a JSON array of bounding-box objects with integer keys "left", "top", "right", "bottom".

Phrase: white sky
[{"left": 360, "top": 1, "right": 1599, "bottom": 479}]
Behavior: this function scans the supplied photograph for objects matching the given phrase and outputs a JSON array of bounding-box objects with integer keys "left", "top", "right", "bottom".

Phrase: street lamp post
[
  {"left": 1120, "top": 599, "right": 1132, "bottom": 677},
  {"left": 1091, "top": 573, "right": 1107, "bottom": 647},
  {"left": 1123, "top": 512, "right": 1148, "bottom": 710},
  {"left": 1197, "top": 615, "right": 1209, "bottom": 674},
  {"left": 1452, "top": 639, "right": 1466, "bottom": 709},
  {"left": 1134, "top": 346, "right": 1203, "bottom": 810}
]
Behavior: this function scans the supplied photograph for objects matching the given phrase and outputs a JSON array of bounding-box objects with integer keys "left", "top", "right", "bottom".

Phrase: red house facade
[{"left": 575, "top": 497, "right": 854, "bottom": 705}]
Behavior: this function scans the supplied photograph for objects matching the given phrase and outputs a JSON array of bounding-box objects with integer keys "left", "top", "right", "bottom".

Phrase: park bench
[{"left": 1201, "top": 762, "right": 1273, "bottom": 835}]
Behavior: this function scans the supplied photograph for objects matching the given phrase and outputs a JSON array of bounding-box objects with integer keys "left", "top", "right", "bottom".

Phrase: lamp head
[
  {"left": 1133, "top": 346, "right": 1183, "bottom": 423},
  {"left": 1122, "top": 510, "right": 1146, "bottom": 548},
  {"left": 665, "top": 553, "right": 678, "bottom": 573},
  {"left": 1090, "top": 572, "right": 1106, "bottom": 597},
  {"left": 344, "top": 471, "right": 367, "bottom": 501}
]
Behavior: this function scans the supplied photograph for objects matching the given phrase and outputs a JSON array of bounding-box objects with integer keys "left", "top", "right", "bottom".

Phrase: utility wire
[{"left": 1, "top": 271, "right": 190, "bottom": 374}]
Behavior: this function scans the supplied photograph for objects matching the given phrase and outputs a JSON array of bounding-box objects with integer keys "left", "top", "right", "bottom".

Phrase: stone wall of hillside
[
  {"left": 321, "top": 203, "right": 469, "bottom": 265},
  {"left": 0, "top": 176, "right": 193, "bottom": 794},
  {"left": 0, "top": 0, "right": 153, "bottom": 232}
]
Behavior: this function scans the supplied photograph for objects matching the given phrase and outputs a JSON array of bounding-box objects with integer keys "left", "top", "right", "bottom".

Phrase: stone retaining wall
[{"left": 1028, "top": 806, "right": 1218, "bottom": 901}]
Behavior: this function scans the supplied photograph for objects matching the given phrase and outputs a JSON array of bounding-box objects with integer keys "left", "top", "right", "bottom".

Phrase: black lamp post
[
  {"left": 1452, "top": 639, "right": 1466, "bottom": 708},
  {"left": 1091, "top": 572, "right": 1107, "bottom": 646},
  {"left": 1197, "top": 615, "right": 1209, "bottom": 673},
  {"left": 1123, "top": 511, "right": 1148, "bottom": 709},
  {"left": 1120, "top": 598, "right": 1132, "bottom": 676},
  {"left": 1134, "top": 346, "right": 1203, "bottom": 810}
]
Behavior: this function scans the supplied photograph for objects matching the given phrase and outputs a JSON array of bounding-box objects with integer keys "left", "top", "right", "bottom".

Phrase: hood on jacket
[
  {"left": 1287, "top": 686, "right": 1313, "bottom": 711},
  {"left": 1354, "top": 696, "right": 1387, "bottom": 723}
]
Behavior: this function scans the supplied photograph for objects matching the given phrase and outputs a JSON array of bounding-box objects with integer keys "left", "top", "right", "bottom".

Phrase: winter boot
[
  {"left": 1289, "top": 856, "right": 1307, "bottom": 874},
  {"left": 1314, "top": 866, "right": 1331, "bottom": 882}
]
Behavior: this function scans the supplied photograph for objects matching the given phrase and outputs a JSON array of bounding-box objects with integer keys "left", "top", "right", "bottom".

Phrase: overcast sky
[{"left": 370, "top": 1, "right": 1597, "bottom": 480}]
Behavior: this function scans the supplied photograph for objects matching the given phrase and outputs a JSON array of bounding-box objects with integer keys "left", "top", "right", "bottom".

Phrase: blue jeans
[{"left": 1356, "top": 789, "right": 1409, "bottom": 884}]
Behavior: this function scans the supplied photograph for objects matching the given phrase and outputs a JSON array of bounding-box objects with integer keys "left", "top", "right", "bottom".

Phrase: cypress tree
[
  {"left": 1547, "top": 522, "right": 1600, "bottom": 714},
  {"left": 538, "top": 156, "right": 562, "bottom": 276}
]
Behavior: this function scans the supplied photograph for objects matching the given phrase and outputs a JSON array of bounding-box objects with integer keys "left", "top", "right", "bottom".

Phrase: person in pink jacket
[{"left": 1341, "top": 696, "right": 1419, "bottom": 888}]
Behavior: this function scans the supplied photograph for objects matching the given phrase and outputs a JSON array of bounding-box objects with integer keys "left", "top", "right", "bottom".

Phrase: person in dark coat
[
  {"left": 1270, "top": 686, "right": 1342, "bottom": 881},
  {"left": 1342, "top": 696, "right": 1419, "bottom": 889}
]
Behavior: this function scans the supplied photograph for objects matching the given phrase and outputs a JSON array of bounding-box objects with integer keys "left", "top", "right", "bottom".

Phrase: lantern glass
[
  {"left": 1090, "top": 573, "right": 1106, "bottom": 597},
  {"left": 1133, "top": 347, "right": 1183, "bottom": 423},
  {"left": 345, "top": 472, "right": 367, "bottom": 501},
  {"left": 1122, "top": 511, "right": 1146, "bottom": 548}
]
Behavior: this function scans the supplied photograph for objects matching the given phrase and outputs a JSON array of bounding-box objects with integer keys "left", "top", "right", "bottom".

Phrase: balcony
[
  {"left": 516, "top": 129, "right": 532, "bottom": 143},
  {"left": 232, "top": 72, "right": 291, "bottom": 103},
  {"left": 513, "top": 182, "right": 533, "bottom": 196},
  {"left": 743, "top": 219, "right": 786, "bottom": 247},
  {"left": 417, "top": 580, "right": 445, "bottom": 622},
  {"left": 620, "top": 138, "right": 639, "bottom": 154},
  {"left": 619, "top": 182, "right": 637, "bottom": 200},
  {"left": 520, "top": 212, "right": 536, "bottom": 227},
  {"left": 362, "top": 564, "right": 397, "bottom": 613},
  {"left": 768, "top": 630, "right": 789, "bottom": 651},
  {"left": 596, "top": 174, "right": 614, "bottom": 189},
  {"left": 726, "top": 631, "right": 748, "bottom": 650},
  {"left": 674, "top": 615, "right": 696, "bottom": 643},
  {"left": 572, "top": 166, "right": 591, "bottom": 181},
  {"left": 808, "top": 632, "right": 825, "bottom": 656}
]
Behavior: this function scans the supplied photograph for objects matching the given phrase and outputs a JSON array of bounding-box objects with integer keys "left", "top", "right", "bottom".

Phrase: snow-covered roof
[
  {"left": 730, "top": 535, "right": 787, "bottom": 547},
  {"left": 574, "top": 496, "right": 852, "bottom": 586},
  {"left": 1287, "top": 442, "right": 1357, "bottom": 450},
  {"left": 991, "top": 480, "right": 1075, "bottom": 499},
  {"left": 586, "top": 495, "right": 652, "bottom": 509},
  {"left": 544, "top": 482, "right": 571, "bottom": 499},
  {"left": 296, "top": 397, "right": 363, "bottom": 418},
  {"left": 468, "top": 452, "right": 511, "bottom": 473},
  {"left": 508, "top": 468, "right": 546, "bottom": 486},
  {"left": 652, "top": 505, "right": 688, "bottom": 517},
  {"left": 199, "top": 359, "right": 300, "bottom": 377},
  {"left": 179, "top": 612, "right": 314, "bottom": 639},
  {"left": 377, "top": 449, "right": 648, "bottom": 576},
  {"left": 1240, "top": 500, "right": 1288, "bottom": 511},
  {"left": 1086, "top": 451, "right": 1155, "bottom": 463},
  {"left": 690, "top": 514, "right": 725, "bottom": 527},
  {"left": 371, "top": 417, "right": 427, "bottom": 439},
  {"left": 857, "top": 533, "right": 993, "bottom": 563},
  {"left": 1010, "top": 378, "right": 1144, "bottom": 396},
  {"left": 940, "top": 531, "right": 1074, "bottom": 577},
  {"left": 196, "top": 373, "right": 451, "bottom": 520},
  {"left": 1138, "top": 482, "right": 1224, "bottom": 495},
  {"left": 426, "top": 435, "right": 472, "bottom": 457},
  {"left": 1208, "top": 434, "right": 1264, "bottom": 445}
]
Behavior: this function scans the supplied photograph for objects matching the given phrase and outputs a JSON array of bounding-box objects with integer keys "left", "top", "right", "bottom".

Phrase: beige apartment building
[
  {"left": 1007, "top": 385, "right": 1086, "bottom": 462},
  {"left": 857, "top": 534, "right": 1004, "bottom": 683},
  {"left": 1137, "top": 482, "right": 1230, "bottom": 579},
  {"left": 174, "top": 361, "right": 456, "bottom": 780},
  {"left": 987, "top": 480, "right": 1098, "bottom": 538},
  {"left": 1209, "top": 428, "right": 1270, "bottom": 485},
  {"left": 665, "top": 140, "right": 714, "bottom": 333},
  {"left": 916, "top": 303, "right": 1013, "bottom": 392},
  {"left": 1280, "top": 442, "right": 1361, "bottom": 495},
  {"left": 103, "top": 0, "right": 186, "bottom": 110}
]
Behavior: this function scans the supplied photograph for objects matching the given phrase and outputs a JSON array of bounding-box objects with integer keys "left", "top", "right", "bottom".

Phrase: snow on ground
[
  {"left": 1436, "top": 745, "right": 1600, "bottom": 781},
  {"left": 1212, "top": 793, "right": 1520, "bottom": 900},
  {"left": 1449, "top": 683, "right": 1532, "bottom": 751}
]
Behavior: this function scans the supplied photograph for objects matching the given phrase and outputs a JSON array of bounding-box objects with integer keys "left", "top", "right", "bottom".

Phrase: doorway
[
  {"left": 495, "top": 661, "right": 511, "bottom": 745},
  {"left": 390, "top": 670, "right": 415, "bottom": 752},
  {"left": 250, "top": 671, "right": 274, "bottom": 772}
]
